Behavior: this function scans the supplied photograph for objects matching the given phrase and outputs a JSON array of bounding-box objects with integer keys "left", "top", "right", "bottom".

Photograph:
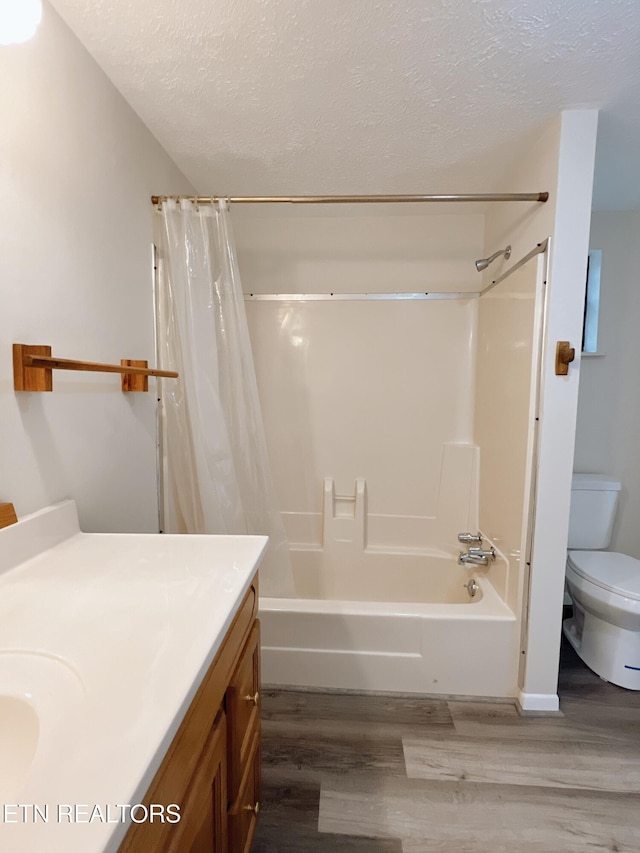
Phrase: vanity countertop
[{"left": 0, "top": 500, "right": 267, "bottom": 853}]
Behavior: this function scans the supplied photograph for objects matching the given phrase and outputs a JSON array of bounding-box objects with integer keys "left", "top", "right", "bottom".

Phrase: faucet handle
[
  {"left": 468, "top": 546, "right": 496, "bottom": 561},
  {"left": 457, "top": 532, "right": 483, "bottom": 544}
]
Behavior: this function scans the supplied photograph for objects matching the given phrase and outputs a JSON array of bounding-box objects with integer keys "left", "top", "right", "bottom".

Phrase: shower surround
[{"left": 235, "top": 210, "right": 543, "bottom": 699}]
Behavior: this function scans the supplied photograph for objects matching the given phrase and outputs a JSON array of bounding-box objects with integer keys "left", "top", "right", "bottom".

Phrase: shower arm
[
  {"left": 485, "top": 249, "right": 507, "bottom": 266},
  {"left": 475, "top": 245, "right": 512, "bottom": 272}
]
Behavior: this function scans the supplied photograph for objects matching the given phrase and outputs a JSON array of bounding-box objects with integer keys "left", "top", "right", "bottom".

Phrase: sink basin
[
  {"left": 0, "top": 652, "right": 85, "bottom": 802},
  {"left": 0, "top": 696, "right": 39, "bottom": 801}
]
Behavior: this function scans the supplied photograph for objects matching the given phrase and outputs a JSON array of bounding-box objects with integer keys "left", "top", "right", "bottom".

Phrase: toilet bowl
[
  {"left": 562, "top": 474, "right": 640, "bottom": 690},
  {"left": 564, "top": 550, "right": 640, "bottom": 689}
]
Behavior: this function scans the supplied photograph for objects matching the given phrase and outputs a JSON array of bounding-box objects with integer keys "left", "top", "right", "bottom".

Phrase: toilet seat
[{"left": 567, "top": 550, "right": 640, "bottom": 601}]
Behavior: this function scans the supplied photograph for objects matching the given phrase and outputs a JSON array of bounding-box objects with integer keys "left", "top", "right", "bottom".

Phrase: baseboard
[{"left": 517, "top": 690, "right": 560, "bottom": 714}]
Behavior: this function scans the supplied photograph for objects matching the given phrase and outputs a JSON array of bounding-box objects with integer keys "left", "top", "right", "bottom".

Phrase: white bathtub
[{"left": 259, "top": 550, "right": 520, "bottom": 698}]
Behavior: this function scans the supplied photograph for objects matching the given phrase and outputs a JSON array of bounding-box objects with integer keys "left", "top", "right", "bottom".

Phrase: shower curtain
[{"left": 157, "top": 199, "right": 293, "bottom": 597}]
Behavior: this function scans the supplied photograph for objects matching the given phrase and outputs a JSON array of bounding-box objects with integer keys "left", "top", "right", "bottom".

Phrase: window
[{"left": 582, "top": 249, "right": 601, "bottom": 354}]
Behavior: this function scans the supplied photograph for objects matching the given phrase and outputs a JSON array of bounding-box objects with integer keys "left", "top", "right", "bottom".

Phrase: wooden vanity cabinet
[
  {"left": 226, "top": 620, "right": 261, "bottom": 801},
  {"left": 165, "top": 709, "right": 229, "bottom": 853},
  {"left": 226, "top": 620, "right": 261, "bottom": 853},
  {"left": 120, "top": 577, "right": 261, "bottom": 853}
]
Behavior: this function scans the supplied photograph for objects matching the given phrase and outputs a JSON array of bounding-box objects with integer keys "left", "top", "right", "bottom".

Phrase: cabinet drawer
[
  {"left": 226, "top": 619, "right": 261, "bottom": 801},
  {"left": 228, "top": 729, "right": 261, "bottom": 853}
]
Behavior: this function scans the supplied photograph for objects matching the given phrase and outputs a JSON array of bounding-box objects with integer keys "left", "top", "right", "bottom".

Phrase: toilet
[{"left": 563, "top": 473, "right": 640, "bottom": 690}]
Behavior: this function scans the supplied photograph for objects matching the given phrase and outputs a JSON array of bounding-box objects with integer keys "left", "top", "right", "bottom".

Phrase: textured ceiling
[{"left": 49, "top": 0, "right": 640, "bottom": 209}]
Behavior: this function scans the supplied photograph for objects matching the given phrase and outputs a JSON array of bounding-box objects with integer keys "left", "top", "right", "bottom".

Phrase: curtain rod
[{"left": 151, "top": 192, "right": 548, "bottom": 206}]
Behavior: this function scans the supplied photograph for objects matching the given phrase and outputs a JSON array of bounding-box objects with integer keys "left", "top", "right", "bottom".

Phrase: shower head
[{"left": 475, "top": 245, "right": 511, "bottom": 272}]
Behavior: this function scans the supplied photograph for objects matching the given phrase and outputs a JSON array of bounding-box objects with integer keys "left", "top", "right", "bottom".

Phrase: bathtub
[{"left": 259, "top": 549, "right": 520, "bottom": 698}]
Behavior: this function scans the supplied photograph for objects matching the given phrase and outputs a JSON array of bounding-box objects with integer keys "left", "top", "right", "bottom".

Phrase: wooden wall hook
[{"left": 555, "top": 341, "right": 576, "bottom": 376}]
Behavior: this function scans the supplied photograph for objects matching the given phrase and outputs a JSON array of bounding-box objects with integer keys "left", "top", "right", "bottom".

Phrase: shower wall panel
[
  {"left": 234, "top": 212, "right": 484, "bottom": 295},
  {"left": 473, "top": 256, "right": 545, "bottom": 613},
  {"left": 236, "top": 212, "right": 484, "bottom": 556}
]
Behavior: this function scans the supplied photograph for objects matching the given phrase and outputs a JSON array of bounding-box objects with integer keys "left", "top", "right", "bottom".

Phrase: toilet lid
[{"left": 568, "top": 551, "right": 640, "bottom": 601}]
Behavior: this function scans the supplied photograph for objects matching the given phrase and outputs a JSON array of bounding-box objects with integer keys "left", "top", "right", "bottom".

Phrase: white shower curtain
[{"left": 157, "top": 199, "right": 293, "bottom": 597}]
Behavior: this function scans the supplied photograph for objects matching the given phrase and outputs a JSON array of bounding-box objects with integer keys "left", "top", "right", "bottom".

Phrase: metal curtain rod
[{"left": 151, "top": 192, "right": 549, "bottom": 206}]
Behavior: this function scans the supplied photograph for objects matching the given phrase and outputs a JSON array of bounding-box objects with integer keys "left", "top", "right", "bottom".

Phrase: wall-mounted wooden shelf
[{"left": 13, "top": 344, "right": 178, "bottom": 393}]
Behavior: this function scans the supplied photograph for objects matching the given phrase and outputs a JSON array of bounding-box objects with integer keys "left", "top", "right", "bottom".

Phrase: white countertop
[{"left": 0, "top": 501, "right": 267, "bottom": 853}]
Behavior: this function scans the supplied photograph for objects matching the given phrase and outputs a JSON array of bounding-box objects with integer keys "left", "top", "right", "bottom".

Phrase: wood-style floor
[{"left": 251, "top": 638, "right": 640, "bottom": 852}]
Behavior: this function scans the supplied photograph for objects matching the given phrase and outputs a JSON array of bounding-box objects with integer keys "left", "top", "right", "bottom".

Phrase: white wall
[
  {"left": 0, "top": 3, "right": 194, "bottom": 532},
  {"left": 574, "top": 211, "right": 640, "bottom": 559},
  {"left": 485, "top": 111, "right": 598, "bottom": 708},
  {"left": 235, "top": 211, "right": 484, "bottom": 556}
]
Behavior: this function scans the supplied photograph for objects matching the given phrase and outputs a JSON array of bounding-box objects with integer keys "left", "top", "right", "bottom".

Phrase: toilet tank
[{"left": 568, "top": 474, "right": 621, "bottom": 550}]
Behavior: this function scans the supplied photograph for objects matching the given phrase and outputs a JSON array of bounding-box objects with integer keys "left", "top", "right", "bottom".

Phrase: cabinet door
[
  {"left": 166, "top": 710, "right": 228, "bottom": 853},
  {"left": 226, "top": 620, "right": 261, "bottom": 802},
  {"left": 228, "top": 729, "right": 261, "bottom": 853}
]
